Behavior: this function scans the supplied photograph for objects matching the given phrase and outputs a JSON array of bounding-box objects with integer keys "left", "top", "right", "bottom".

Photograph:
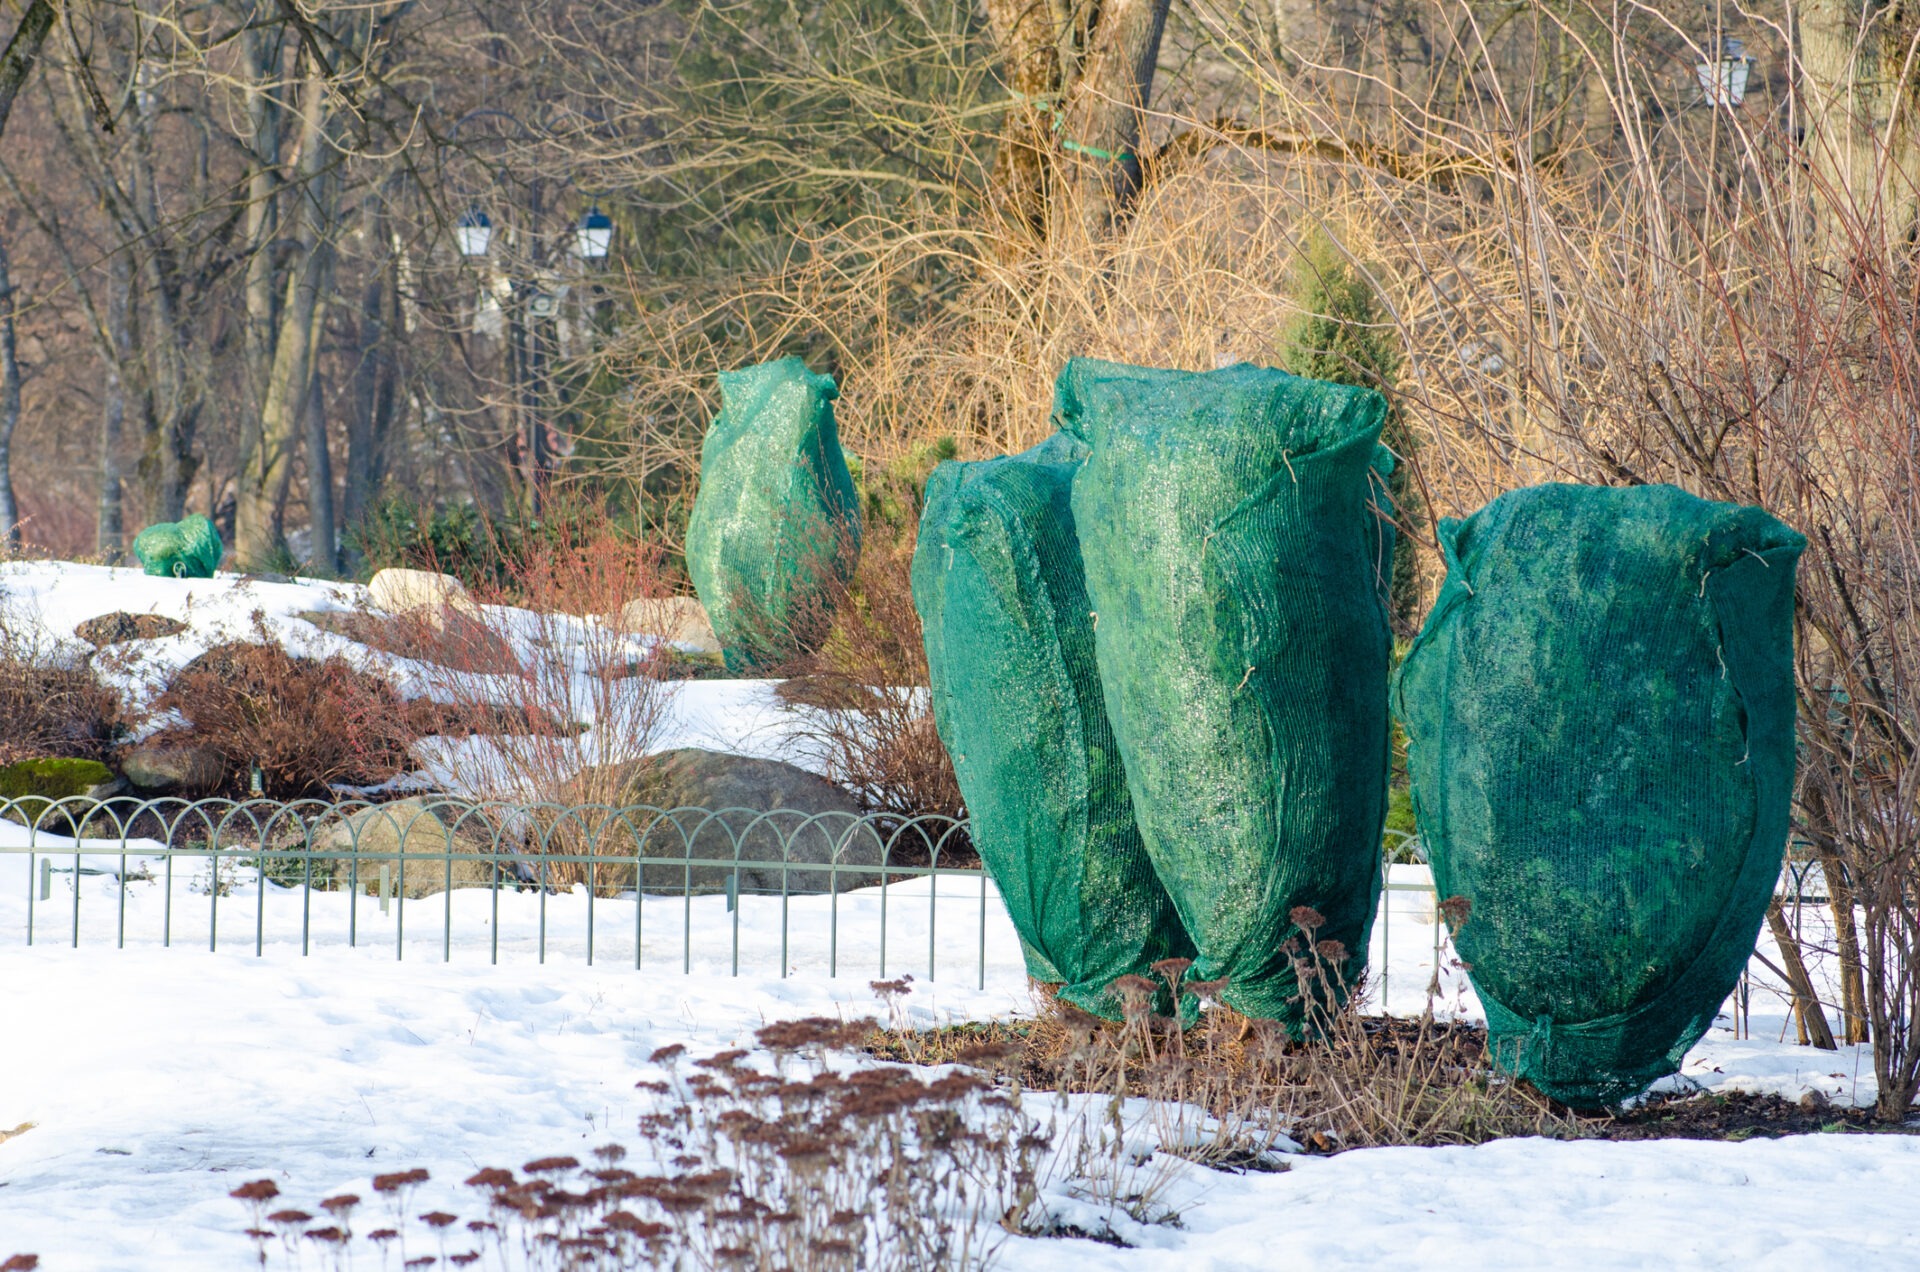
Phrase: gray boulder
[
  {"left": 313, "top": 799, "right": 509, "bottom": 899},
  {"left": 569, "top": 749, "right": 883, "bottom": 895},
  {"left": 120, "top": 743, "right": 227, "bottom": 794}
]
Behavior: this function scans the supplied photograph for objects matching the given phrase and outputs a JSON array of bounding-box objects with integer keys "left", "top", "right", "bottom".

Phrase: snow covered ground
[
  {"left": 0, "top": 559, "right": 1911, "bottom": 1268},
  {"left": 0, "top": 840, "right": 1900, "bottom": 1269}
]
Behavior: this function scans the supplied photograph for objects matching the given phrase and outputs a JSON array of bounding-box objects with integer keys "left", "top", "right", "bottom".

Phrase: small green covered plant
[{"left": 133, "top": 514, "right": 224, "bottom": 579}]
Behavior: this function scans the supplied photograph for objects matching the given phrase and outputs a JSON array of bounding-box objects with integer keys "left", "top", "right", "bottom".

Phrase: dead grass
[{"left": 868, "top": 986, "right": 1579, "bottom": 1158}]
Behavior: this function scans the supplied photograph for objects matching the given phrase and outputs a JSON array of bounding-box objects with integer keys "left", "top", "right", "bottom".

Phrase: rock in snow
[
  {"left": 367, "top": 566, "right": 479, "bottom": 626},
  {"left": 71, "top": 612, "right": 189, "bottom": 647},
  {"left": 571, "top": 748, "right": 883, "bottom": 893},
  {"left": 312, "top": 798, "right": 509, "bottom": 898},
  {"left": 613, "top": 595, "right": 722, "bottom": 654}
]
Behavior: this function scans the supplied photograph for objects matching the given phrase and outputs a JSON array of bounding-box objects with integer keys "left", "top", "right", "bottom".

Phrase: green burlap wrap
[
  {"left": 686, "top": 358, "right": 862, "bottom": 673},
  {"left": 1394, "top": 484, "right": 1804, "bottom": 1107},
  {"left": 1056, "top": 359, "right": 1394, "bottom": 1026},
  {"left": 913, "top": 434, "right": 1194, "bottom": 1018}
]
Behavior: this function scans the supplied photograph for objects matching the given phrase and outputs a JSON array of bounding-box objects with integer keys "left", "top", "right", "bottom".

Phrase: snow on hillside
[{"left": 0, "top": 559, "right": 822, "bottom": 791}]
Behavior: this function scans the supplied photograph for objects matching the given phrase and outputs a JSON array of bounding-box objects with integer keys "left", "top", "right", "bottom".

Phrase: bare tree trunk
[
  {"left": 0, "top": 0, "right": 54, "bottom": 143},
  {"left": 344, "top": 219, "right": 400, "bottom": 543},
  {"left": 1821, "top": 845, "right": 1872, "bottom": 1044},
  {"left": 1799, "top": 0, "right": 1920, "bottom": 248},
  {"left": 1053, "top": 0, "right": 1172, "bottom": 237},
  {"left": 0, "top": 0, "right": 41, "bottom": 549},
  {"left": 233, "top": 20, "right": 286, "bottom": 566},
  {"left": 1766, "top": 898, "right": 1840, "bottom": 1050},
  {"left": 984, "top": 0, "right": 1065, "bottom": 241},
  {"left": 303, "top": 372, "right": 335, "bottom": 577},
  {"left": 0, "top": 233, "right": 19, "bottom": 546},
  {"left": 56, "top": 57, "right": 207, "bottom": 524},
  {"left": 235, "top": 65, "right": 334, "bottom": 568},
  {"left": 98, "top": 254, "right": 128, "bottom": 556},
  {"left": 240, "top": 20, "right": 282, "bottom": 424},
  {"left": 1803, "top": 784, "right": 1873, "bottom": 1043}
]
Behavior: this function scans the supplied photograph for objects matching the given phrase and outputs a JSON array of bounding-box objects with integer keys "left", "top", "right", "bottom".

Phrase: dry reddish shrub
[
  {"left": 775, "top": 541, "right": 965, "bottom": 829},
  {"left": 0, "top": 599, "right": 125, "bottom": 766},
  {"left": 395, "top": 511, "right": 682, "bottom": 887},
  {"left": 482, "top": 513, "right": 666, "bottom": 626},
  {"left": 0, "top": 659, "right": 122, "bottom": 766},
  {"left": 402, "top": 699, "right": 580, "bottom": 741},
  {"left": 230, "top": 1016, "right": 1037, "bottom": 1270},
  {"left": 150, "top": 641, "right": 418, "bottom": 799}
]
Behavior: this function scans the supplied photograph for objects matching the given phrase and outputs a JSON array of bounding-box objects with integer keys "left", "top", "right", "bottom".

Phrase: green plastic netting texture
[
  {"left": 133, "top": 513, "right": 223, "bottom": 579},
  {"left": 1055, "top": 358, "right": 1395, "bottom": 1026},
  {"left": 913, "top": 433, "right": 1195, "bottom": 1019},
  {"left": 1393, "top": 483, "right": 1804, "bottom": 1108},
  {"left": 686, "top": 358, "right": 862, "bottom": 674}
]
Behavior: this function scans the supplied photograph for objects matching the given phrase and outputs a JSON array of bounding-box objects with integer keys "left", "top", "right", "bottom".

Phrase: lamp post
[
  {"left": 1696, "top": 38, "right": 1753, "bottom": 109},
  {"left": 453, "top": 201, "right": 613, "bottom": 513}
]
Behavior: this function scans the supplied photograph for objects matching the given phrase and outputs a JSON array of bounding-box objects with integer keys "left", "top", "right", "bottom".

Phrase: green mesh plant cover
[
  {"left": 1393, "top": 483, "right": 1804, "bottom": 1108},
  {"left": 1056, "top": 358, "right": 1394, "bottom": 1026},
  {"left": 686, "top": 358, "right": 862, "bottom": 673},
  {"left": 913, "top": 433, "right": 1194, "bottom": 1019},
  {"left": 132, "top": 514, "right": 223, "bottom": 579}
]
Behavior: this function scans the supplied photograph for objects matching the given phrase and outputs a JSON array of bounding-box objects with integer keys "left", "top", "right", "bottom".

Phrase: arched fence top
[
  {"left": 1, "top": 794, "right": 996, "bottom": 987},
  {"left": 0, "top": 794, "right": 979, "bottom": 872}
]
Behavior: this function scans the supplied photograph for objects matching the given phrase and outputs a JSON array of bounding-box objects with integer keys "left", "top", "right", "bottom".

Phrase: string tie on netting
[{"left": 1003, "top": 91, "right": 1136, "bottom": 164}]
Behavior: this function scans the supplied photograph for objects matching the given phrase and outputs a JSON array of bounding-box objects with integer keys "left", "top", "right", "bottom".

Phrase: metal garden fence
[
  {"left": 0, "top": 796, "right": 999, "bottom": 985},
  {"left": 0, "top": 798, "right": 1819, "bottom": 1017}
]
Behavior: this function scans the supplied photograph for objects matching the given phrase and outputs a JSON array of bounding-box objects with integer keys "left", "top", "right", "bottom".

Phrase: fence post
[
  {"left": 379, "top": 864, "right": 392, "bottom": 915},
  {"left": 39, "top": 858, "right": 51, "bottom": 902}
]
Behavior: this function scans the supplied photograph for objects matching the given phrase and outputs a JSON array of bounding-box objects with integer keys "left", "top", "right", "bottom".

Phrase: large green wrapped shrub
[
  {"left": 1057, "top": 359, "right": 1395, "bottom": 1025},
  {"left": 686, "top": 358, "right": 862, "bottom": 673},
  {"left": 913, "top": 434, "right": 1193, "bottom": 1018},
  {"left": 1394, "top": 484, "right": 1804, "bottom": 1107},
  {"left": 132, "top": 514, "right": 223, "bottom": 579}
]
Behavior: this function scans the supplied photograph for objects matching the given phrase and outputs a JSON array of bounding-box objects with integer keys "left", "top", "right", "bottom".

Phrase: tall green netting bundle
[
  {"left": 1393, "top": 483, "right": 1804, "bottom": 1108},
  {"left": 1056, "top": 358, "right": 1395, "bottom": 1025},
  {"left": 913, "top": 434, "right": 1194, "bottom": 1018},
  {"left": 686, "top": 358, "right": 862, "bottom": 673}
]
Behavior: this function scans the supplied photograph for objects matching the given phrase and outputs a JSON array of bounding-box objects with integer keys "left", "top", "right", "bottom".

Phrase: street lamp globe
[
  {"left": 455, "top": 207, "right": 493, "bottom": 258},
  {"left": 575, "top": 207, "right": 614, "bottom": 262}
]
